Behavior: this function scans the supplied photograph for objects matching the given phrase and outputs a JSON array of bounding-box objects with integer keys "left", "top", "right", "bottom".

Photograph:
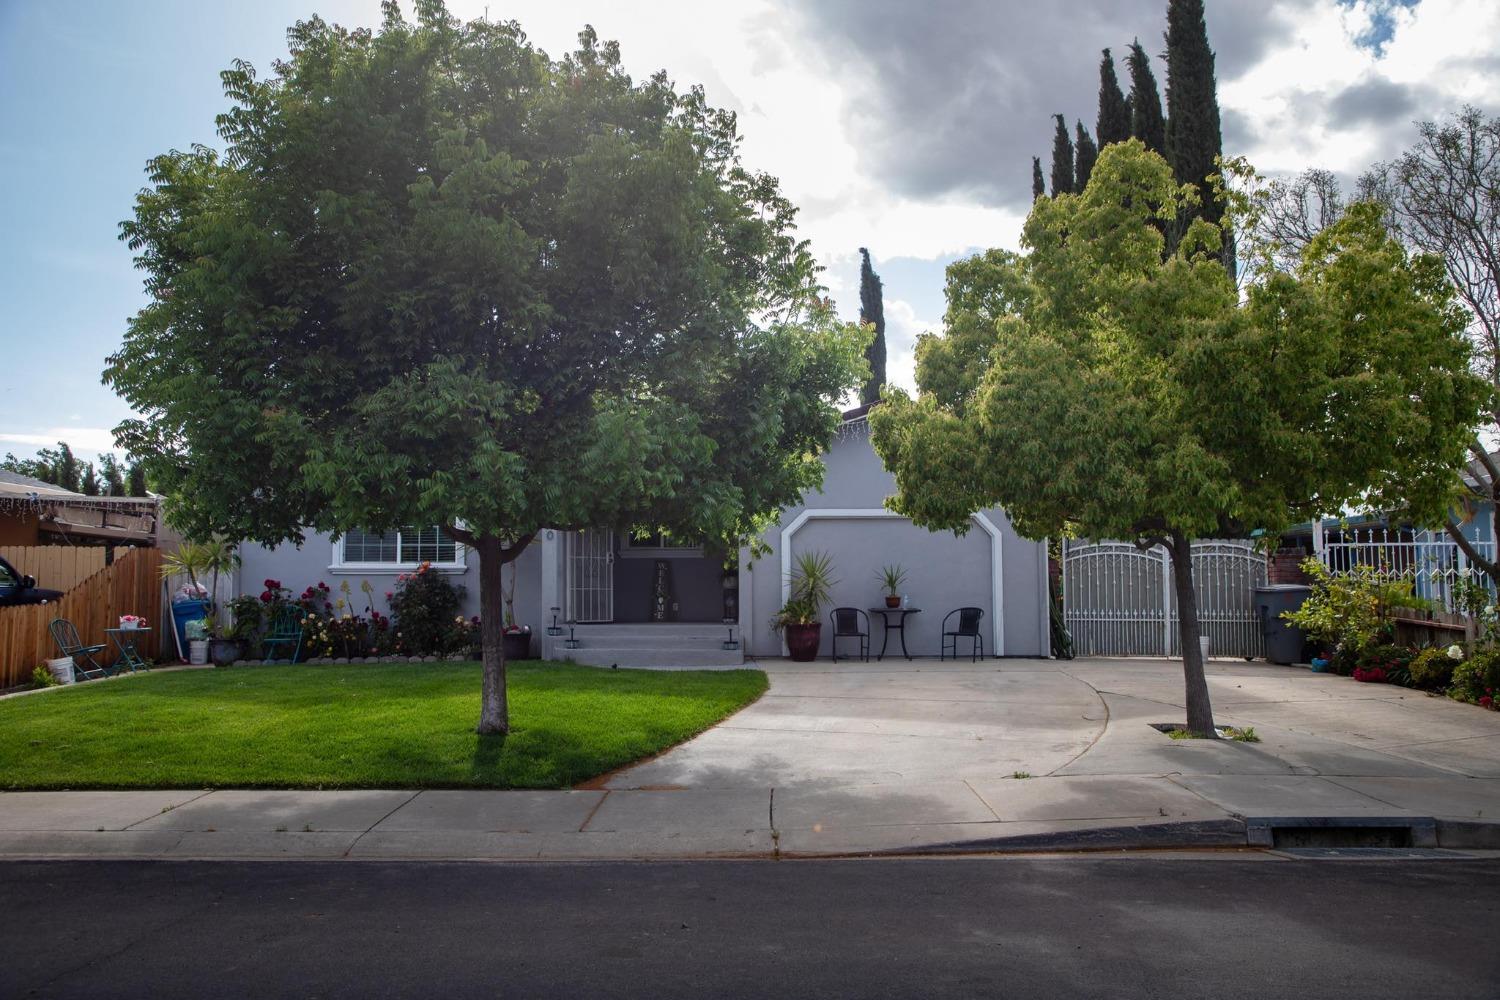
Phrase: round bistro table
[{"left": 867, "top": 607, "right": 921, "bottom": 661}]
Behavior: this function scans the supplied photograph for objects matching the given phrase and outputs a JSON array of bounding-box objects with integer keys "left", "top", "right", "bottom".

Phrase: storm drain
[
  {"left": 1273, "top": 847, "right": 1472, "bottom": 860},
  {"left": 1246, "top": 816, "right": 1438, "bottom": 849}
]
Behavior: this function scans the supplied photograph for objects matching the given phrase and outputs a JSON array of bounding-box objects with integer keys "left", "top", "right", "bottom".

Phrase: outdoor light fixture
[
  {"left": 546, "top": 607, "right": 563, "bottom": 637},
  {"left": 722, "top": 618, "right": 739, "bottom": 651},
  {"left": 564, "top": 620, "right": 581, "bottom": 650}
]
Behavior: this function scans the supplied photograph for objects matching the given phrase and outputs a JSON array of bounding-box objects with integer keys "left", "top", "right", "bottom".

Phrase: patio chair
[
  {"left": 940, "top": 607, "right": 985, "bottom": 662},
  {"left": 49, "top": 618, "right": 110, "bottom": 681},
  {"left": 261, "top": 605, "right": 304, "bottom": 664},
  {"left": 829, "top": 607, "right": 870, "bottom": 662}
]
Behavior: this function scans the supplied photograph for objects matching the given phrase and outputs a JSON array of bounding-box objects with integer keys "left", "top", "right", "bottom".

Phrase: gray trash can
[{"left": 1255, "top": 585, "right": 1311, "bottom": 665}]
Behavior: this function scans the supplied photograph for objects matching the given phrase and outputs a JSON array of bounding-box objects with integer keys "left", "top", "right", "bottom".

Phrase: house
[
  {"left": 0, "top": 471, "right": 159, "bottom": 548},
  {"left": 236, "top": 407, "right": 1051, "bottom": 663}
]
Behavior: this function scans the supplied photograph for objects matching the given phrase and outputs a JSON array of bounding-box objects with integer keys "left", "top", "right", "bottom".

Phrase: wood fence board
[
  {"left": 0, "top": 547, "right": 164, "bottom": 688},
  {"left": 0, "top": 545, "right": 108, "bottom": 594}
]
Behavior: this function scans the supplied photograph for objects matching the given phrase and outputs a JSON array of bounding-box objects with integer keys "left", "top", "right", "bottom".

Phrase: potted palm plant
[
  {"left": 772, "top": 550, "right": 836, "bottom": 662},
  {"left": 877, "top": 564, "right": 906, "bottom": 608}
]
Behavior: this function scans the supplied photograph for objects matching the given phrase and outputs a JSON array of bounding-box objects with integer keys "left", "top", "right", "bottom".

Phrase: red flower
[
  {"left": 260, "top": 591, "right": 272, "bottom": 602},
  {"left": 1480, "top": 695, "right": 1494, "bottom": 710}
]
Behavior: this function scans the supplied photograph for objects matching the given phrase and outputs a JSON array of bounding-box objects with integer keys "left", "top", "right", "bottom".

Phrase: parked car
[{"left": 0, "top": 554, "right": 64, "bottom": 606}]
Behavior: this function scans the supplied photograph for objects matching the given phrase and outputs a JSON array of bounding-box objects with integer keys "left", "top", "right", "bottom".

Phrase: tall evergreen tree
[
  {"left": 1074, "top": 122, "right": 1099, "bottom": 191},
  {"left": 99, "top": 453, "right": 127, "bottom": 496},
  {"left": 858, "top": 247, "right": 887, "bottom": 405},
  {"left": 52, "top": 443, "right": 81, "bottom": 493},
  {"left": 1032, "top": 156, "right": 1045, "bottom": 201},
  {"left": 1096, "top": 48, "right": 1130, "bottom": 146},
  {"left": 1126, "top": 40, "right": 1166, "bottom": 156},
  {"left": 80, "top": 462, "right": 100, "bottom": 496},
  {"left": 126, "top": 461, "right": 147, "bottom": 498},
  {"left": 1049, "top": 114, "right": 1075, "bottom": 196},
  {"left": 1164, "top": 0, "right": 1231, "bottom": 271}
]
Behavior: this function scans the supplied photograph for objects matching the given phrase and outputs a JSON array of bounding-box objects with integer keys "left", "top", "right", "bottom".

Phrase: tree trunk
[
  {"left": 475, "top": 535, "right": 509, "bottom": 735},
  {"left": 1167, "top": 530, "right": 1217, "bottom": 737}
]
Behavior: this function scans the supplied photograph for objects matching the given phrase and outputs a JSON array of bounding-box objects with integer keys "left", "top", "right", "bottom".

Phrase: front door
[{"left": 566, "top": 529, "right": 614, "bottom": 623}]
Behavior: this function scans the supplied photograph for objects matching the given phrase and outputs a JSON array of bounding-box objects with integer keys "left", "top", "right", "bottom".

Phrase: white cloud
[
  {"left": 0, "top": 428, "right": 121, "bottom": 455},
  {"left": 882, "top": 298, "right": 937, "bottom": 394}
]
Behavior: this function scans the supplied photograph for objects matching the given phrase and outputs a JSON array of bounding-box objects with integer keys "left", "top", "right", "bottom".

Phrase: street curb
[{"left": 851, "top": 819, "right": 1251, "bottom": 856}]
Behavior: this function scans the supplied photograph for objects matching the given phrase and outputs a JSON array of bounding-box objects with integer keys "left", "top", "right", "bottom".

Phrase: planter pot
[
  {"left": 502, "top": 632, "right": 531, "bottom": 661},
  {"left": 120, "top": 622, "right": 141, "bottom": 631},
  {"left": 208, "top": 639, "right": 242, "bottom": 667},
  {"left": 884, "top": 595, "right": 901, "bottom": 608},
  {"left": 187, "top": 639, "right": 209, "bottom": 666},
  {"left": 784, "top": 622, "right": 822, "bottom": 662}
]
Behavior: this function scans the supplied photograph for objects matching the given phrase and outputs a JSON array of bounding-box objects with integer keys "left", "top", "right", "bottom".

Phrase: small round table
[
  {"left": 104, "top": 627, "right": 152, "bottom": 674},
  {"left": 867, "top": 607, "right": 921, "bottom": 661}
]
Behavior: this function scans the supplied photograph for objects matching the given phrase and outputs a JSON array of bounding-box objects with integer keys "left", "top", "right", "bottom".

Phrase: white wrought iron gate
[
  {"left": 565, "top": 529, "right": 614, "bottom": 623},
  {"left": 1063, "top": 539, "right": 1266, "bottom": 658}
]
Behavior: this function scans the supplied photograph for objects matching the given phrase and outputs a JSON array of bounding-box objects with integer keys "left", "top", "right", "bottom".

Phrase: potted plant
[
  {"left": 208, "top": 614, "right": 256, "bottom": 667},
  {"left": 501, "top": 561, "right": 530, "bottom": 660},
  {"left": 877, "top": 564, "right": 907, "bottom": 608},
  {"left": 119, "top": 614, "right": 146, "bottom": 631},
  {"left": 772, "top": 551, "right": 836, "bottom": 662}
]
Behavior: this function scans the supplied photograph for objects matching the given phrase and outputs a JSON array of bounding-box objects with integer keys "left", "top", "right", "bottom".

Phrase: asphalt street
[{"left": 4, "top": 856, "right": 1498, "bottom": 999}]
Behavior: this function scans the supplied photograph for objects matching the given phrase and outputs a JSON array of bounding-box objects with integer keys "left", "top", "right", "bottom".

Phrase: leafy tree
[
  {"left": 870, "top": 142, "right": 1488, "bottom": 735},
  {"left": 80, "top": 463, "right": 100, "bottom": 497},
  {"left": 1096, "top": 48, "right": 1130, "bottom": 147},
  {"left": 858, "top": 247, "right": 887, "bottom": 405},
  {"left": 1049, "top": 114, "right": 1075, "bottom": 196},
  {"left": 1126, "top": 41, "right": 1166, "bottom": 156},
  {"left": 1032, "top": 156, "right": 1045, "bottom": 202},
  {"left": 1, "top": 443, "right": 83, "bottom": 492},
  {"left": 126, "top": 462, "right": 148, "bottom": 498},
  {"left": 1164, "top": 0, "right": 1231, "bottom": 271},
  {"left": 1074, "top": 122, "right": 1099, "bottom": 192},
  {"left": 104, "top": 4, "right": 867, "bottom": 734}
]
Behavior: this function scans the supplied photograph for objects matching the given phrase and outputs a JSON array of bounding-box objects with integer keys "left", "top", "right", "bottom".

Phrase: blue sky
[{"left": 1, "top": 0, "right": 1493, "bottom": 464}]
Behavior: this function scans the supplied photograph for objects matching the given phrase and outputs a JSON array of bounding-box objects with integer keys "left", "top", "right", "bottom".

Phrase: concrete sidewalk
[{"left": 3, "top": 657, "right": 1500, "bottom": 860}]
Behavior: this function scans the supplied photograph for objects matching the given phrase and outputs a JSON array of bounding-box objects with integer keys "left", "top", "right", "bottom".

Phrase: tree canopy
[
  {"left": 105, "top": 1, "right": 867, "bottom": 732},
  {"left": 1049, "top": 114, "right": 1075, "bottom": 196},
  {"left": 871, "top": 141, "right": 1489, "bottom": 733},
  {"left": 1164, "top": 0, "right": 1230, "bottom": 270},
  {"left": 858, "top": 247, "right": 887, "bottom": 405},
  {"left": 1096, "top": 49, "right": 1131, "bottom": 147},
  {"left": 1126, "top": 41, "right": 1166, "bottom": 156}
]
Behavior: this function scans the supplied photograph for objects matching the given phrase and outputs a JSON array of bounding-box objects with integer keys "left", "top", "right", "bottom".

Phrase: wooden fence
[
  {"left": 0, "top": 545, "right": 108, "bottom": 594},
  {"left": 0, "top": 546, "right": 164, "bottom": 688}
]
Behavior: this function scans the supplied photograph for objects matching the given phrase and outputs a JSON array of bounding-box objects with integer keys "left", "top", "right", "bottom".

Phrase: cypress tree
[
  {"left": 1032, "top": 156, "right": 1045, "bottom": 201},
  {"left": 1049, "top": 114, "right": 1075, "bottom": 196},
  {"left": 1096, "top": 49, "right": 1130, "bottom": 146},
  {"left": 1164, "top": 0, "right": 1232, "bottom": 271},
  {"left": 858, "top": 247, "right": 886, "bottom": 405},
  {"left": 80, "top": 462, "right": 100, "bottom": 496},
  {"left": 100, "top": 453, "right": 126, "bottom": 496},
  {"left": 1075, "top": 122, "right": 1099, "bottom": 191},
  {"left": 127, "top": 462, "right": 147, "bottom": 498},
  {"left": 1126, "top": 40, "right": 1166, "bottom": 156}
]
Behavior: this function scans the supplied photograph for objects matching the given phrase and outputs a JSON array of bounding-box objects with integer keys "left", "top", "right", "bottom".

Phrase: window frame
[
  {"left": 618, "top": 530, "right": 705, "bottom": 560},
  {"left": 330, "top": 525, "right": 466, "bottom": 573}
]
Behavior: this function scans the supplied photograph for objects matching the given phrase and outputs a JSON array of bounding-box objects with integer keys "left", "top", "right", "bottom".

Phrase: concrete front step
[{"left": 552, "top": 646, "right": 746, "bottom": 669}]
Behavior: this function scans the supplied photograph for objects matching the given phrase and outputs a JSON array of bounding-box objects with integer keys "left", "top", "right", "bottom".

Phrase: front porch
[{"left": 537, "top": 528, "right": 745, "bottom": 667}]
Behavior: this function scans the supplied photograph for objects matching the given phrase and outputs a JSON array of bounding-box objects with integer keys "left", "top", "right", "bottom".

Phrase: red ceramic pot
[{"left": 784, "top": 622, "right": 821, "bottom": 662}]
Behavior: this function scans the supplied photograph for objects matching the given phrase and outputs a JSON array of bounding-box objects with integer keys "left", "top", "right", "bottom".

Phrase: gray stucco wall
[
  {"left": 744, "top": 419, "right": 1049, "bottom": 658},
  {"left": 236, "top": 533, "right": 545, "bottom": 657}
]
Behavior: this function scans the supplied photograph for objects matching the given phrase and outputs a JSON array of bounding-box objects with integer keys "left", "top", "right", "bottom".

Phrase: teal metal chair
[
  {"left": 261, "top": 605, "right": 304, "bottom": 664},
  {"left": 50, "top": 618, "right": 111, "bottom": 680}
]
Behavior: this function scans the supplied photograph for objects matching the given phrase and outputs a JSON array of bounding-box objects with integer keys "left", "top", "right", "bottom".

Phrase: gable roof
[{"left": 0, "top": 469, "right": 80, "bottom": 497}]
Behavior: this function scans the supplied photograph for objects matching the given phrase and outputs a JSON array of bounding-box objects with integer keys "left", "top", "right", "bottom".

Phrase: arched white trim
[{"left": 779, "top": 507, "right": 1005, "bottom": 656}]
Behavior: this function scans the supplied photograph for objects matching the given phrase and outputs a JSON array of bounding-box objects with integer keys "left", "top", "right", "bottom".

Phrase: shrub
[
  {"left": 31, "top": 665, "right": 60, "bottom": 689},
  {"left": 388, "top": 562, "right": 464, "bottom": 656},
  {"left": 1283, "top": 559, "right": 1415, "bottom": 655},
  {"left": 1408, "top": 647, "right": 1458, "bottom": 691},
  {"left": 1449, "top": 647, "right": 1500, "bottom": 709},
  {"left": 1354, "top": 644, "right": 1412, "bottom": 685}
]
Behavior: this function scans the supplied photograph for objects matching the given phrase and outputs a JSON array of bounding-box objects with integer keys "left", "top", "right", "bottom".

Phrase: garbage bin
[
  {"left": 1255, "top": 585, "right": 1311, "bottom": 665},
  {"left": 171, "top": 599, "right": 210, "bottom": 661}
]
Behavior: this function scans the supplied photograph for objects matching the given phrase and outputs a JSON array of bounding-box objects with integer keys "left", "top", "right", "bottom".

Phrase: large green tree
[
  {"left": 1031, "top": 156, "right": 1046, "bottom": 202},
  {"left": 105, "top": 2, "right": 867, "bottom": 734},
  {"left": 1096, "top": 48, "right": 1131, "bottom": 147},
  {"left": 1164, "top": 0, "right": 1231, "bottom": 271},
  {"left": 1049, "top": 114, "right": 1075, "bottom": 196},
  {"left": 858, "top": 247, "right": 886, "bottom": 405},
  {"left": 871, "top": 142, "right": 1487, "bottom": 735},
  {"left": 1126, "top": 41, "right": 1166, "bottom": 156}
]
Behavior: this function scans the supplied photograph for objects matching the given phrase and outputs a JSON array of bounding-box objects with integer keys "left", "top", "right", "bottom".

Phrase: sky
[{"left": 1, "top": 0, "right": 1496, "bottom": 462}]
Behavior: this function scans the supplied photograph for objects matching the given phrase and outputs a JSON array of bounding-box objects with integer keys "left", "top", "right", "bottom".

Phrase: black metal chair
[
  {"left": 50, "top": 618, "right": 111, "bottom": 680},
  {"left": 829, "top": 607, "right": 870, "bottom": 662},
  {"left": 941, "top": 607, "right": 985, "bottom": 662}
]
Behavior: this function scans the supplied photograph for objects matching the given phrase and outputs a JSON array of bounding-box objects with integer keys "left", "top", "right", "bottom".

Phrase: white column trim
[
  {"left": 779, "top": 507, "right": 1006, "bottom": 656},
  {"left": 1038, "top": 536, "right": 1052, "bottom": 659}
]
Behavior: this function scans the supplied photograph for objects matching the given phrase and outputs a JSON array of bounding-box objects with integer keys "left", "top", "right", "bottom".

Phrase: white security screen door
[{"left": 565, "top": 529, "right": 615, "bottom": 623}]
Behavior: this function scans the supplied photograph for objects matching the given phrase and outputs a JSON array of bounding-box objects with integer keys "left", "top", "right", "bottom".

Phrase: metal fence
[
  {"left": 1063, "top": 539, "right": 1266, "bottom": 658},
  {"left": 1317, "top": 527, "right": 1495, "bottom": 613}
]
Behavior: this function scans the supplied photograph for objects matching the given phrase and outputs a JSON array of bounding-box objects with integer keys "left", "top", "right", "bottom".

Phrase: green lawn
[{"left": 0, "top": 661, "right": 766, "bottom": 790}]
